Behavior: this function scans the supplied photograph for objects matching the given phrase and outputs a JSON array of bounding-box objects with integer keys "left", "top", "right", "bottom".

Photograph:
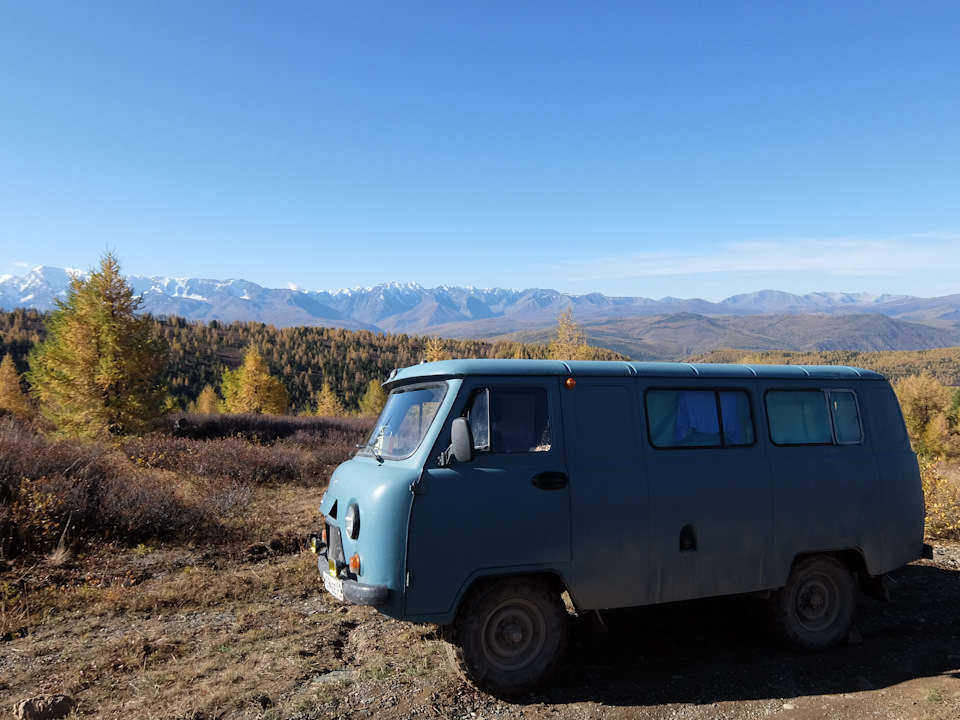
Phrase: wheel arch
[
  {"left": 789, "top": 548, "right": 875, "bottom": 594},
  {"left": 448, "top": 570, "right": 571, "bottom": 624}
]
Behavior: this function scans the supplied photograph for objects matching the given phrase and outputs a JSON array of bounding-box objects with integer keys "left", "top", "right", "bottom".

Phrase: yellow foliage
[
  {"left": 193, "top": 384, "right": 220, "bottom": 415},
  {"left": 221, "top": 348, "right": 288, "bottom": 415},
  {"left": 895, "top": 373, "right": 954, "bottom": 458},
  {"left": 314, "top": 381, "right": 344, "bottom": 417},
  {"left": 424, "top": 336, "right": 449, "bottom": 362},
  {"left": 0, "top": 354, "right": 33, "bottom": 419},
  {"left": 9, "top": 479, "right": 66, "bottom": 550},
  {"left": 549, "top": 308, "right": 592, "bottom": 361},
  {"left": 920, "top": 460, "right": 960, "bottom": 540},
  {"left": 358, "top": 380, "right": 387, "bottom": 417}
]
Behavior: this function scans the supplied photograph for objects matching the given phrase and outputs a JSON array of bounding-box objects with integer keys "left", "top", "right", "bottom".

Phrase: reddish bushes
[
  {"left": 128, "top": 414, "right": 372, "bottom": 486},
  {"left": 0, "top": 415, "right": 193, "bottom": 558},
  {"left": 0, "top": 413, "right": 373, "bottom": 560}
]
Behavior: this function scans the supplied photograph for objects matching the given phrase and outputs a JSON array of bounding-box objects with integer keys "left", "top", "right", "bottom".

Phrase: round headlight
[{"left": 345, "top": 503, "right": 360, "bottom": 540}]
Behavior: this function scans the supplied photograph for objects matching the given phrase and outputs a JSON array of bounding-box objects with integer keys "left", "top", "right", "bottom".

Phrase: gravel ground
[
  {"left": 4, "top": 542, "right": 959, "bottom": 719},
  {"left": 330, "top": 542, "right": 960, "bottom": 720}
]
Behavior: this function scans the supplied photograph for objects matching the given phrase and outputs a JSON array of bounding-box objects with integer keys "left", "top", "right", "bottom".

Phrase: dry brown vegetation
[{"left": 0, "top": 413, "right": 371, "bottom": 560}]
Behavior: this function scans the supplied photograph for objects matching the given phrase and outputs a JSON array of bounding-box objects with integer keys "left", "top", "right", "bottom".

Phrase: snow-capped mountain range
[{"left": 3, "top": 266, "right": 960, "bottom": 357}]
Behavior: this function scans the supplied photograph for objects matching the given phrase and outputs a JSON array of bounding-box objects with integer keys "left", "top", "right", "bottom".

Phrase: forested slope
[
  {"left": 689, "top": 347, "right": 960, "bottom": 386},
  {"left": 5, "top": 309, "right": 960, "bottom": 415},
  {"left": 0, "top": 310, "right": 625, "bottom": 413}
]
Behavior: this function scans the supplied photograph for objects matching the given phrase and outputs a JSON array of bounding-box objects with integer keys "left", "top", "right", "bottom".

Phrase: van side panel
[
  {"left": 561, "top": 378, "right": 650, "bottom": 609},
  {"left": 643, "top": 380, "right": 775, "bottom": 604},
  {"left": 765, "top": 384, "right": 883, "bottom": 582},
  {"left": 869, "top": 385, "right": 926, "bottom": 571}
]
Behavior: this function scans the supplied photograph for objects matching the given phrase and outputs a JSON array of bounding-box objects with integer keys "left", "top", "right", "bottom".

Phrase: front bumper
[
  {"left": 317, "top": 555, "right": 389, "bottom": 606},
  {"left": 313, "top": 527, "right": 389, "bottom": 607}
]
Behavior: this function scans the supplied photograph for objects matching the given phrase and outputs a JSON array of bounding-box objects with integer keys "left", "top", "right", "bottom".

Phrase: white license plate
[{"left": 323, "top": 572, "right": 344, "bottom": 601}]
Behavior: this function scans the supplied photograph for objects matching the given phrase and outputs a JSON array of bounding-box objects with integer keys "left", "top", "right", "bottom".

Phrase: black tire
[
  {"left": 446, "top": 577, "right": 568, "bottom": 696},
  {"left": 769, "top": 555, "right": 856, "bottom": 650}
]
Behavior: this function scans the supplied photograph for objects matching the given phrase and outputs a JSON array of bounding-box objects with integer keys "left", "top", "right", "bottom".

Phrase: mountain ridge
[{"left": 3, "top": 266, "right": 960, "bottom": 360}]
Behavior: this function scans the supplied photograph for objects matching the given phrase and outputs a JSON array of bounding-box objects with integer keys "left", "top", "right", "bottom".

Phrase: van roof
[{"left": 385, "top": 359, "right": 887, "bottom": 388}]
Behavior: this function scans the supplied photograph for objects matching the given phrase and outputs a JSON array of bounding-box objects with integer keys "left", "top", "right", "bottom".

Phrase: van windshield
[{"left": 361, "top": 384, "right": 447, "bottom": 461}]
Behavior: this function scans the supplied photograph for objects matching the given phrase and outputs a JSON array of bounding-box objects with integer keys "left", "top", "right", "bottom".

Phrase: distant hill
[
  {"left": 690, "top": 347, "right": 960, "bottom": 387},
  {"left": 4, "top": 266, "right": 960, "bottom": 360},
  {"left": 581, "top": 312, "right": 960, "bottom": 360}
]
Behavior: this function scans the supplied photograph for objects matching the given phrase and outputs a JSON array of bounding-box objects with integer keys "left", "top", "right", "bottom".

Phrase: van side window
[
  {"left": 831, "top": 390, "right": 863, "bottom": 444},
  {"left": 645, "top": 389, "right": 754, "bottom": 448},
  {"left": 766, "top": 389, "right": 863, "bottom": 445},
  {"left": 466, "top": 387, "right": 551, "bottom": 453}
]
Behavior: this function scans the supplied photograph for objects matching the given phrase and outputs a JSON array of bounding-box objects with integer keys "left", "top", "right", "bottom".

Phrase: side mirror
[{"left": 450, "top": 417, "right": 475, "bottom": 463}]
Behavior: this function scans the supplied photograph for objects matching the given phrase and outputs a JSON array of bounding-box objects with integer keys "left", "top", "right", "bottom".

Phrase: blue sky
[{"left": 2, "top": 1, "right": 958, "bottom": 301}]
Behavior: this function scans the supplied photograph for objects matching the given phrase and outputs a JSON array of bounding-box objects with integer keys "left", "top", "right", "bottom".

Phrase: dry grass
[
  {"left": 0, "top": 413, "right": 457, "bottom": 718},
  {"left": 1, "top": 480, "right": 447, "bottom": 719}
]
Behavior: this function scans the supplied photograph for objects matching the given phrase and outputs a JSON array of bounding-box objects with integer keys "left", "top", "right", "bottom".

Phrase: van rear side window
[
  {"left": 645, "top": 389, "right": 755, "bottom": 448},
  {"left": 766, "top": 389, "right": 863, "bottom": 446}
]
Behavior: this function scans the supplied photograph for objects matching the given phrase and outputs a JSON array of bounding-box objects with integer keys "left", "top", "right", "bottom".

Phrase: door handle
[{"left": 531, "top": 471, "right": 569, "bottom": 490}]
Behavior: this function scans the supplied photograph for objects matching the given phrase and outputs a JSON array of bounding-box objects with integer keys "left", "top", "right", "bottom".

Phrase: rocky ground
[
  {"left": 5, "top": 535, "right": 959, "bottom": 720},
  {"left": 333, "top": 542, "right": 960, "bottom": 720}
]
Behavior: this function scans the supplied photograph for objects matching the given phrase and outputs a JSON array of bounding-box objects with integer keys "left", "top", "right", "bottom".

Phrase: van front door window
[{"left": 468, "top": 387, "right": 551, "bottom": 453}]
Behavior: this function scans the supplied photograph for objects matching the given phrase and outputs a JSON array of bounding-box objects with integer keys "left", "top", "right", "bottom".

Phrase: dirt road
[
  {"left": 334, "top": 542, "right": 960, "bottom": 720},
  {"left": 4, "top": 539, "right": 959, "bottom": 719}
]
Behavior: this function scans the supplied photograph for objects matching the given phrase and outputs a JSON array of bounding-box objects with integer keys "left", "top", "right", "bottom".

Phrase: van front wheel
[
  {"left": 446, "top": 577, "right": 568, "bottom": 696},
  {"left": 769, "top": 555, "right": 856, "bottom": 650}
]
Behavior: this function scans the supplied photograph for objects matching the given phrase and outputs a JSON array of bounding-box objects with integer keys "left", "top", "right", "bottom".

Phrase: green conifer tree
[{"left": 26, "top": 253, "right": 168, "bottom": 436}]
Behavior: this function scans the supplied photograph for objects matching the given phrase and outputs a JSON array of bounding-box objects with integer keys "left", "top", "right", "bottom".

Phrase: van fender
[
  {"left": 783, "top": 549, "right": 882, "bottom": 599},
  {"left": 446, "top": 569, "right": 573, "bottom": 626}
]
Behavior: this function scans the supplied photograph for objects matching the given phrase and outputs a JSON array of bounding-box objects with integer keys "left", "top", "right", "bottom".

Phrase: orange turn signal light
[
  {"left": 349, "top": 553, "right": 361, "bottom": 575},
  {"left": 565, "top": 377, "right": 576, "bottom": 389}
]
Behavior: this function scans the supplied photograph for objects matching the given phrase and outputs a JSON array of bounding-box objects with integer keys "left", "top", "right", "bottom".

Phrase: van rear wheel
[
  {"left": 769, "top": 555, "right": 856, "bottom": 650},
  {"left": 446, "top": 577, "right": 568, "bottom": 696}
]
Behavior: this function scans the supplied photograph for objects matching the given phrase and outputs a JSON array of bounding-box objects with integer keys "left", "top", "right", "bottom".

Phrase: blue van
[{"left": 315, "top": 359, "right": 927, "bottom": 695}]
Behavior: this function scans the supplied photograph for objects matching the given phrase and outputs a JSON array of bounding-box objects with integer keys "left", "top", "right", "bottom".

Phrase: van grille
[{"left": 326, "top": 521, "right": 346, "bottom": 572}]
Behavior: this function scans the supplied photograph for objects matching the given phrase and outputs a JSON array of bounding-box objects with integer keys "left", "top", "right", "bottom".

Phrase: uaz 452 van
[{"left": 314, "top": 360, "right": 927, "bottom": 695}]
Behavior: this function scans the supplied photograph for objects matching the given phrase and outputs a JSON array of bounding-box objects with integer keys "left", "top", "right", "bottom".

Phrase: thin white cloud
[
  {"left": 549, "top": 234, "right": 960, "bottom": 282},
  {"left": 3, "top": 261, "right": 32, "bottom": 274}
]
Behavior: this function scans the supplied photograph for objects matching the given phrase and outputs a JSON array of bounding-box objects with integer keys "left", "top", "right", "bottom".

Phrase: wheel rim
[
  {"left": 792, "top": 571, "right": 842, "bottom": 632},
  {"left": 480, "top": 597, "right": 547, "bottom": 672}
]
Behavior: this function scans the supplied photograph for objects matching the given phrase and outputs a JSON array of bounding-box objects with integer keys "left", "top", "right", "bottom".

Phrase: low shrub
[
  {"left": 125, "top": 435, "right": 305, "bottom": 484},
  {"left": 167, "top": 413, "right": 371, "bottom": 445},
  {"left": 921, "top": 460, "right": 960, "bottom": 540},
  {"left": 0, "top": 416, "right": 196, "bottom": 558},
  {"left": 1, "top": 413, "right": 372, "bottom": 560},
  {"left": 128, "top": 415, "right": 372, "bottom": 487}
]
